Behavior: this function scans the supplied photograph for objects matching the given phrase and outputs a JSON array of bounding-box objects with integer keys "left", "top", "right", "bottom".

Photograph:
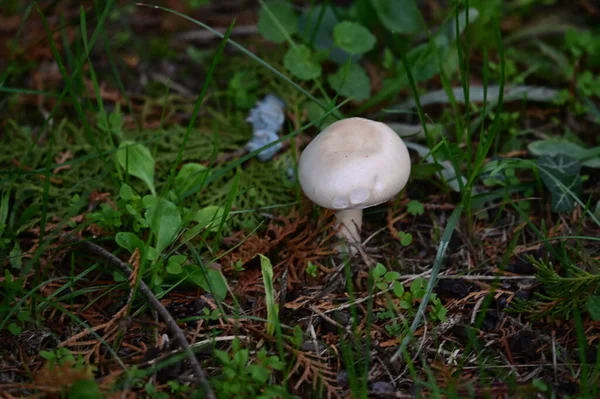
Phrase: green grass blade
[{"left": 391, "top": 204, "right": 464, "bottom": 362}]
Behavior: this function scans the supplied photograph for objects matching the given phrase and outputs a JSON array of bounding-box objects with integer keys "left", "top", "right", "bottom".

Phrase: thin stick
[{"left": 63, "top": 235, "right": 215, "bottom": 399}]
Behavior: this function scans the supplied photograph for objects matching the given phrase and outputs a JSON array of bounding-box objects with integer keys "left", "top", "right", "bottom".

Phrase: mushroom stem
[{"left": 335, "top": 208, "right": 363, "bottom": 243}]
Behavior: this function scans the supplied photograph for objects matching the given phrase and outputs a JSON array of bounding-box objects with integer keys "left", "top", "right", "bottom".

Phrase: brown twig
[{"left": 61, "top": 235, "right": 215, "bottom": 399}]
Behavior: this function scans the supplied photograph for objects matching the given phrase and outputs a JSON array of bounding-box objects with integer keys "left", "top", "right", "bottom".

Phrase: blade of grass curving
[
  {"left": 456, "top": 0, "right": 471, "bottom": 176},
  {"left": 213, "top": 170, "right": 240, "bottom": 252},
  {"left": 164, "top": 20, "right": 235, "bottom": 194},
  {"left": 34, "top": 1, "right": 119, "bottom": 182},
  {"left": 391, "top": 204, "right": 463, "bottom": 362},
  {"left": 10, "top": 0, "right": 115, "bottom": 175},
  {"left": 467, "top": 17, "right": 505, "bottom": 188},
  {"left": 80, "top": 6, "right": 123, "bottom": 182},
  {"left": 0, "top": 2, "right": 33, "bottom": 85},
  {"left": 92, "top": 0, "right": 140, "bottom": 132},
  {"left": 135, "top": 3, "right": 335, "bottom": 116}
]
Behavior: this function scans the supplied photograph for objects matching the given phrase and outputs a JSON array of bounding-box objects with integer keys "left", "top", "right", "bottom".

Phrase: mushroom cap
[{"left": 298, "top": 117, "right": 411, "bottom": 210}]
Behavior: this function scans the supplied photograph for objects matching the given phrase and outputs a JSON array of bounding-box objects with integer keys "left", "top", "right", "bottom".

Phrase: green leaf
[
  {"left": 410, "top": 278, "right": 425, "bottom": 297},
  {"left": 259, "top": 254, "right": 279, "bottom": 336},
  {"left": 333, "top": 21, "right": 376, "bottom": 55},
  {"left": 392, "top": 281, "right": 405, "bottom": 297},
  {"left": 175, "top": 163, "right": 210, "bottom": 196},
  {"left": 8, "top": 322, "right": 21, "bottom": 336},
  {"left": 143, "top": 196, "right": 182, "bottom": 254},
  {"left": 384, "top": 271, "right": 401, "bottom": 282},
  {"left": 306, "top": 100, "right": 337, "bottom": 129},
  {"left": 399, "top": 299, "right": 411, "bottom": 309},
  {"left": 409, "top": 163, "right": 445, "bottom": 180},
  {"left": 587, "top": 295, "right": 600, "bottom": 321},
  {"left": 284, "top": 44, "right": 321, "bottom": 80},
  {"left": 407, "top": 200, "right": 424, "bottom": 216},
  {"left": 370, "top": 0, "right": 422, "bottom": 35},
  {"left": 327, "top": 62, "right": 371, "bottom": 101},
  {"left": 193, "top": 206, "right": 226, "bottom": 232},
  {"left": 373, "top": 263, "right": 387, "bottom": 280},
  {"left": 68, "top": 379, "right": 104, "bottom": 399},
  {"left": 115, "top": 232, "right": 145, "bottom": 255},
  {"left": 397, "top": 231, "right": 413, "bottom": 246},
  {"left": 166, "top": 261, "right": 183, "bottom": 275},
  {"left": 9, "top": 243, "right": 22, "bottom": 269},
  {"left": 117, "top": 141, "right": 156, "bottom": 195},
  {"left": 536, "top": 154, "right": 582, "bottom": 213},
  {"left": 188, "top": 265, "right": 228, "bottom": 301},
  {"left": 528, "top": 138, "right": 600, "bottom": 168},
  {"left": 119, "top": 183, "right": 133, "bottom": 201},
  {"left": 258, "top": 0, "right": 298, "bottom": 44}
]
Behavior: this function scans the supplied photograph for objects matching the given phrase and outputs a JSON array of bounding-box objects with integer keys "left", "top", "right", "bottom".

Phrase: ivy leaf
[
  {"left": 257, "top": 0, "right": 298, "bottom": 44},
  {"left": 284, "top": 44, "right": 322, "bottom": 80},
  {"left": 528, "top": 138, "right": 600, "bottom": 168},
  {"left": 327, "top": 63, "right": 371, "bottom": 101},
  {"left": 143, "top": 196, "right": 182, "bottom": 255},
  {"left": 407, "top": 200, "right": 424, "bottom": 216},
  {"left": 116, "top": 141, "right": 156, "bottom": 195},
  {"left": 536, "top": 154, "right": 582, "bottom": 213},
  {"left": 587, "top": 295, "right": 600, "bottom": 321},
  {"left": 370, "top": 0, "right": 422, "bottom": 35},
  {"left": 333, "top": 21, "right": 376, "bottom": 55}
]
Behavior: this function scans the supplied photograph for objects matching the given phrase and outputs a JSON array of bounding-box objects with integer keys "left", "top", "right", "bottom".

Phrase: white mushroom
[{"left": 298, "top": 117, "right": 411, "bottom": 245}]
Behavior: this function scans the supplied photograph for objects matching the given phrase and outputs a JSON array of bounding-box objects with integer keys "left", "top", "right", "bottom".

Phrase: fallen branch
[{"left": 61, "top": 235, "right": 215, "bottom": 399}]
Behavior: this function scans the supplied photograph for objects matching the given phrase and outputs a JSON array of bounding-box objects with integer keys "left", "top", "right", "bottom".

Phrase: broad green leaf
[
  {"left": 259, "top": 254, "right": 279, "bottom": 336},
  {"left": 193, "top": 206, "right": 226, "bottom": 232},
  {"left": 166, "top": 261, "right": 183, "bottom": 275},
  {"left": 298, "top": 5, "right": 357, "bottom": 64},
  {"left": 188, "top": 265, "right": 228, "bottom": 301},
  {"left": 333, "top": 21, "right": 376, "bottom": 55},
  {"left": 175, "top": 163, "right": 210, "bottom": 196},
  {"left": 384, "top": 271, "right": 401, "bottom": 282},
  {"left": 258, "top": 0, "right": 298, "bottom": 44},
  {"left": 370, "top": 0, "right": 422, "bottom": 35},
  {"left": 536, "top": 154, "right": 582, "bottom": 213},
  {"left": 115, "top": 232, "right": 145, "bottom": 255},
  {"left": 117, "top": 141, "right": 156, "bottom": 195},
  {"left": 284, "top": 44, "right": 321, "bottom": 80},
  {"left": 373, "top": 263, "right": 387, "bottom": 280},
  {"left": 119, "top": 183, "right": 133, "bottom": 201},
  {"left": 143, "top": 196, "right": 182, "bottom": 254},
  {"left": 392, "top": 281, "right": 405, "bottom": 297},
  {"left": 528, "top": 138, "right": 600, "bottom": 168},
  {"left": 327, "top": 63, "right": 371, "bottom": 101},
  {"left": 587, "top": 295, "right": 600, "bottom": 321}
]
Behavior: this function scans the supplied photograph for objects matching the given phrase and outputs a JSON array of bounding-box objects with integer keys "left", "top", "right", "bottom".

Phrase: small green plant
[
  {"left": 306, "top": 261, "right": 318, "bottom": 277},
  {"left": 211, "top": 339, "right": 286, "bottom": 399},
  {"left": 397, "top": 231, "right": 413, "bottom": 247},
  {"left": 371, "top": 264, "right": 448, "bottom": 331}
]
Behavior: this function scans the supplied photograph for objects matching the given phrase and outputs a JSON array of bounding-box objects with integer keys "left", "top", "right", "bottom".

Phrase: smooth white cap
[{"left": 298, "top": 117, "right": 411, "bottom": 211}]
